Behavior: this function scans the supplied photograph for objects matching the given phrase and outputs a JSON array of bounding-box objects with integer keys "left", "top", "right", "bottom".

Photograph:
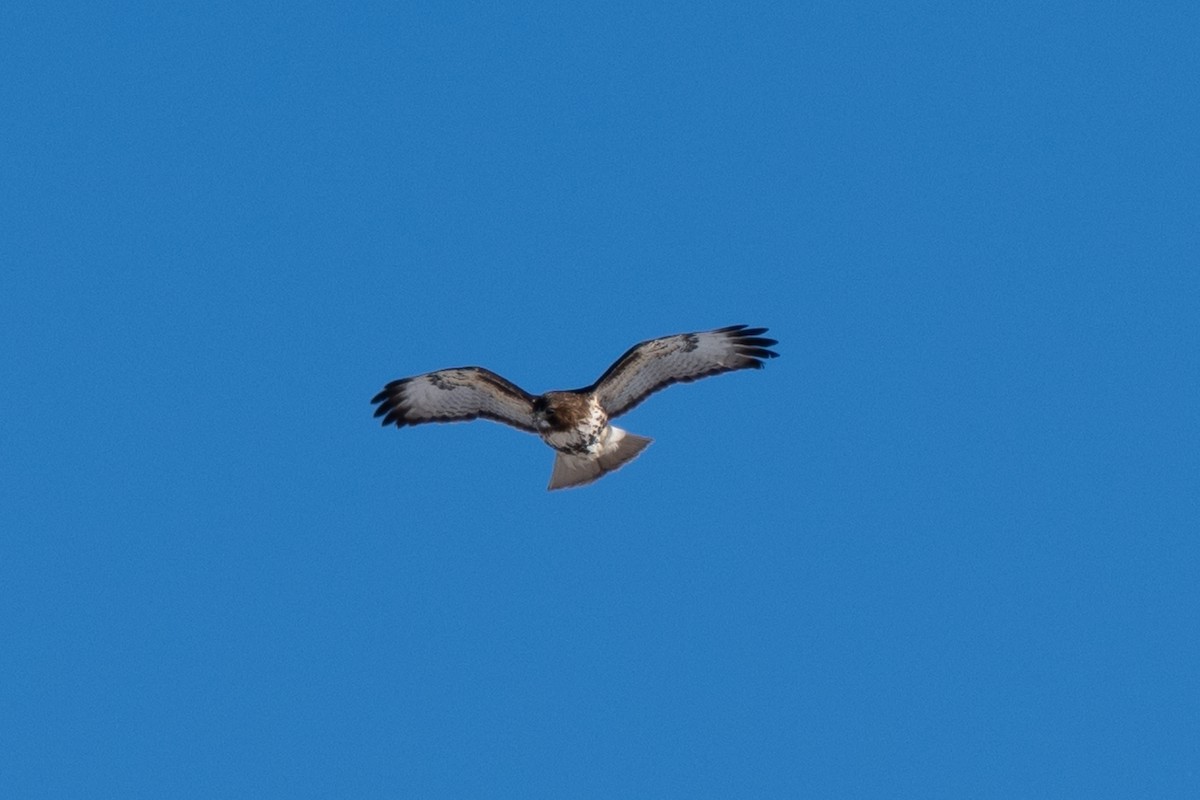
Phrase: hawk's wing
[
  {"left": 371, "top": 367, "right": 538, "bottom": 433},
  {"left": 590, "top": 325, "right": 779, "bottom": 419}
]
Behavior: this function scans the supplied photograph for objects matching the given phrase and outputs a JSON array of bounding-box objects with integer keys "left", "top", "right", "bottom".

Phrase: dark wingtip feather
[
  {"left": 726, "top": 325, "right": 779, "bottom": 363},
  {"left": 372, "top": 377, "right": 406, "bottom": 425}
]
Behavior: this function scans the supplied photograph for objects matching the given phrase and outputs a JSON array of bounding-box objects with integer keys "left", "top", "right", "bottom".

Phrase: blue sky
[{"left": 3, "top": 1, "right": 1197, "bottom": 796}]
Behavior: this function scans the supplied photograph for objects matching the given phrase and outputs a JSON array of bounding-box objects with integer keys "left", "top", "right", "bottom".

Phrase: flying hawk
[{"left": 371, "top": 324, "right": 779, "bottom": 490}]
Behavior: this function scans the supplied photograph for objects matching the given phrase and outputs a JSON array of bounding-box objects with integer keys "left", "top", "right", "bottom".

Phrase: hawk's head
[
  {"left": 533, "top": 392, "right": 595, "bottom": 433},
  {"left": 531, "top": 396, "right": 557, "bottom": 432}
]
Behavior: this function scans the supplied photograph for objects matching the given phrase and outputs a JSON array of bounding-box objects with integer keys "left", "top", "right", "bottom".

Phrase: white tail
[{"left": 547, "top": 427, "right": 653, "bottom": 490}]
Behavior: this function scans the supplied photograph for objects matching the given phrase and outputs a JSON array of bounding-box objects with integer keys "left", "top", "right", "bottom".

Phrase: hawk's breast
[{"left": 537, "top": 393, "right": 608, "bottom": 455}]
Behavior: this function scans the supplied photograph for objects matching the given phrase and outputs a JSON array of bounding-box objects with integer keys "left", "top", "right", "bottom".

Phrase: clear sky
[{"left": 3, "top": 1, "right": 1198, "bottom": 797}]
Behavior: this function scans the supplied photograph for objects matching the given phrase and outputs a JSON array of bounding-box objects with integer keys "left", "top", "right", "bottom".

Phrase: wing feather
[
  {"left": 590, "top": 325, "right": 779, "bottom": 418},
  {"left": 371, "top": 367, "right": 538, "bottom": 433}
]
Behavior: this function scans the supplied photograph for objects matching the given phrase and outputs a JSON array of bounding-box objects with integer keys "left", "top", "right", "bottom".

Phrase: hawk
[{"left": 371, "top": 324, "right": 779, "bottom": 490}]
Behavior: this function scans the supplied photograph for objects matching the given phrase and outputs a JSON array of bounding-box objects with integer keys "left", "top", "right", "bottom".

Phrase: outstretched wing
[
  {"left": 371, "top": 367, "right": 538, "bottom": 433},
  {"left": 590, "top": 325, "right": 779, "bottom": 418}
]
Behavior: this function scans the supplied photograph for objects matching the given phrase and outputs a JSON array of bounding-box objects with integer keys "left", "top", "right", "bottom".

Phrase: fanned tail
[{"left": 547, "top": 427, "right": 652, "bottom": 491}]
